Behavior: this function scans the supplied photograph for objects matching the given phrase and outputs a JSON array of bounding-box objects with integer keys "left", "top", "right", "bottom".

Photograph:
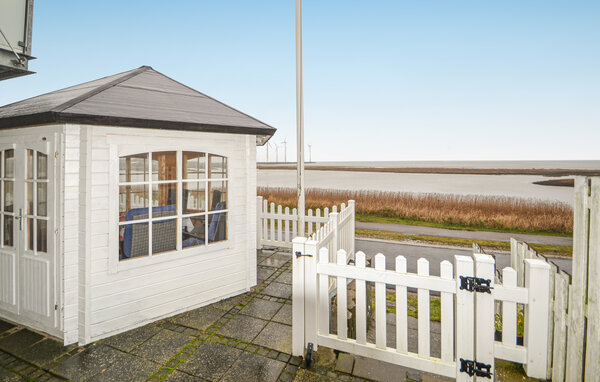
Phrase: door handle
[{"left": 15, "top": 208, "right": 23, "bottom": 231}]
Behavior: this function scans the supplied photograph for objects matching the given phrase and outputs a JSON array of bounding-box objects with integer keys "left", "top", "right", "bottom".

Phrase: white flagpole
[{"left": 296, "top": 0, "right": 305, "bottom": 236}]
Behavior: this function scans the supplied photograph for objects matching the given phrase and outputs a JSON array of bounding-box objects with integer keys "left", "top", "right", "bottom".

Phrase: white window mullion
[{"left": 176, "top": 150, "right": 182, "bottom": 252}]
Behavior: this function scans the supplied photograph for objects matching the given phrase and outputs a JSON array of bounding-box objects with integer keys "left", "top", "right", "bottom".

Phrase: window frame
[{"left": 109, "top": 143, "right": 231, "bottom": 273}]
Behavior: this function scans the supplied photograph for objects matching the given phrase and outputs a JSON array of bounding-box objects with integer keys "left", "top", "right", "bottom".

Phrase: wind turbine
[
  {"left": 282, "top": 138, "right": 288, "bottom": 163},
  {"left": 275, "top": 144, "right": 279, "bottom": 163}
]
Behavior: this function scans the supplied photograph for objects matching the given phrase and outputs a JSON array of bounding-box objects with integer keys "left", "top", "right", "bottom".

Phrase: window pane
[
  {"left": 3, "top": 181, "right": 13, "bottom": 212},
  {"left": 182, "top": 215, "right": 205, "bottom": 248},
  {"left": 26, "top": 149, "right": 34, "bottom": 179},
  {"left": 4, "top": 149, "right": 13, "bottom": 178},
  {"left": 37, "top": 153, "right": 48, "bottom": 180},
  {"left": 119, "top": 185, "right": 149, "bottom": 219},
  {"left": 120, "top": 222, "right": 149, "bottom": 259},
  {"left": 37, "top": 183, "right": 47, "bottom": 217},
  {"left": 152, "top": 183, "right": 177, "bottom": 216},
  {"left": 3, "top": 216, "right": 13, "bottom": 246},
  {"left": 152, "top": 151, "right": 177, "bottom": 181},
  {"left": 37, "top": 219, "right": 47, "bottom": 252},
  {"left": 208, "top": 181, "right": 227, "bottom": 211},
  {"left": 208, "top": 212, "right": 227, "bottom": 243},
  {"left": 152, "top": 218, "right": 177, "bottom": 254},
  {"left": 183, "top": 181, "right": 206, "bottom": 214},
  {"left": 209, "top": 154, "right": 227, "bottom": 179},
  {"left": 183, "top": 152, "right": 206, "bottom": 179},
  {"left": 119, "top": 153, "right": 148, "bottom": 183},
  {"left": 27, "top": 182, "right": 33, "bottom": 215},
  {"left": 27, "top": 218, "right": 34, "bottom": 250}
]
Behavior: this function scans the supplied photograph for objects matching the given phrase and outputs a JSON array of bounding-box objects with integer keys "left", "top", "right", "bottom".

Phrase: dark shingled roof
[{"left": 0, "top": 66, "right": 275, "bottom": 144}]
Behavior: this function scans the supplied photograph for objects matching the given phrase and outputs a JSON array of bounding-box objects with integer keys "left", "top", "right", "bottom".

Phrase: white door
[{"left": 0, "top": 135, "right": 57, "bottom": 333}]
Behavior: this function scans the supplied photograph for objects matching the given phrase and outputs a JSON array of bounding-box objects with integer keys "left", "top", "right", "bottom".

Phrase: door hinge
[
  {"left": 459, "top": 276, "right": 492, "bottom": 293},
  {"left": 54, "top": 304, "right": 58, "bottom": 311},
  {"left": 459, "top": 358, "right": 492, "bottom": 378}
]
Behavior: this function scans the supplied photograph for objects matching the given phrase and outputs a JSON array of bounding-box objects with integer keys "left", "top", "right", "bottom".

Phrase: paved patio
[{"left": 0, "top": 248, "right": 451, "bottom": 382}]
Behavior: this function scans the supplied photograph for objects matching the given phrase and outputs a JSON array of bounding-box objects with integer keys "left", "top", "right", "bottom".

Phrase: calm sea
[{"left": 257, "top": 161, "right": 600, "bottom": 206}]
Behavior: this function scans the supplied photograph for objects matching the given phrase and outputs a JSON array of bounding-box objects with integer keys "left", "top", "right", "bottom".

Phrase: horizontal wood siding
[{"left": 84, "top": 126, "right": 256, "bottom": 342}]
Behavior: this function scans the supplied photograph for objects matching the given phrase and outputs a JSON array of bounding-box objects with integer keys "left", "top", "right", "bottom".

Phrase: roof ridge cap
[{"left": 51, "top": 66, "right": 152, "bottom": 113}]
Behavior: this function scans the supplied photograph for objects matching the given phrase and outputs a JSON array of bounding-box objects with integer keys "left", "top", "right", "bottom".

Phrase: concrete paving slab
[
  {"left": 178, "top": 342, "right": 241, "bottom": 380},
  {"left": 262, "top": 282, "right": 292, "bottom": 299},
  {"left": 169, "top": 306, "right": 224, "bottom": 331},
  {"left": 353, "top": 355, "right": 407, "bottom": 382},
  {"left": 131, "top": 330, "right": 192, "bottom": 364},
  {"left": 253, "top": 322, "right": 292, "bottom": 354},
  {"left": 0, "top": 320, "right": 15, "bottom": 335},
  {"left": 0, "top": 367, "right": 21, "bottom": 381},
  {"left": 16, "top": 338, "right": 73, "bottom": 367},
  {"left": 241, "top": 298, "right": 283, "bottom": 320},
  {"left": 212, "top": 295, "right": 244, "bottom": 311},
  {"left": 163, "top": 370, "right": 207, "bottom": 381},
  {"left": 257, "top": 267, "right": 276, "bottom": 281},
  {"left": 275, "top": 271, "right": 292, "bottom": 285},
  {"left": 335, "top": 353, "right": 355, "bottom": 374},
  {"left": 294, "top": 368, "right": 337, "bottom": 381},
  {"left": 0, "top": 329, "right": 44, "bottom": 356},
  {"left": 50, "top": 344, "right": 124, "bottom": 381},
  {"left": 100, "top": 324, "right": 161, "bottom": 353},
  {"left": 272, "top": 304, "right": 292, "bottom": 325},
  {"left": 220, "top": 352, "right": 285, "bottom": 382},
  {"left": 89, "top": 352, "right": 159, "bottom": 381},
  {"left": 218, "top": 314, "right": 267, "bottom": 342}
]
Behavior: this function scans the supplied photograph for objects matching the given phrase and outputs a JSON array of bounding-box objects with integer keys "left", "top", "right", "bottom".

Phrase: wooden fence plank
[
  {"left": 337, "top": 250, "right": 348, "bottom": 340},
  {"left": 440, "top": 260, "right": 453, "bottom": 362},
  {"left": 552, "top": 271, "right": 569, "bottom": 382},
  {"left": 455, "top": 255, "right": 474, "bottom": 382},
  {"left": 585, "top": 178, "right": 600, "bottom": 380},
  {"left": 524, "top": 259, "right": 551, "bottom": 379},
  {"left": 417, "top": 258, "right": 430, "bottom": 358},
  {"left": 375, "top": 253, "right": 387, "bottom": 349},
  {"left": 395, "top": 255, "right": 408, "bottom": 353},
  {"left": 355, "top": 251, "right": 367, "bottom": 345},
  {"left": 318, "top": 247, "right": 330, "bottom": 336},
  {"left": 502, "top": 267, "right": 517, "bottom": 348},
  {"left": 474, "top": 253, "right": 495, "bottom": 382}
]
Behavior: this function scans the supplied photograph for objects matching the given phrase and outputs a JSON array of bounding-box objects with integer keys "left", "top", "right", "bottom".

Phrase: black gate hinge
[
  {"left": 459, "top": 358, "right": 492, "bottom": 378},
  {"left": 295, "top": 251, "right": 313, "bottom": 259},
  {"left": 459, "top": 276, "right": 493, "bottom": 293}
]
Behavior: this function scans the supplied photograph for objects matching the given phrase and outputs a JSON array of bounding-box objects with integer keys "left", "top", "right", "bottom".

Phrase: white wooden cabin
[{"left": 0, "top": 66, "right": 275, "bottom": 345}]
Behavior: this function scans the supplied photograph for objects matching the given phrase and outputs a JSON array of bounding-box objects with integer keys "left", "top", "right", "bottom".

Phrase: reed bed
[{"left": 257, "top": 187, "right": 574, "bottom": 235}]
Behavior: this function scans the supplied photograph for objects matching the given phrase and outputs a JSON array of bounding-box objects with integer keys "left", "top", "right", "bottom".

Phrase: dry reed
[{"left": 257, "top": 187, "right": 574, "bottom": 234}]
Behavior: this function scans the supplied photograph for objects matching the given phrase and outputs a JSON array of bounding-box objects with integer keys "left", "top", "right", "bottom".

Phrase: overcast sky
[{"left": 1, "top": 1, "right": 598, "bottom": 162}]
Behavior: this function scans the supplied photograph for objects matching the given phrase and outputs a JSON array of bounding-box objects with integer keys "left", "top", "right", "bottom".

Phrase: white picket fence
[
  {"left": 292, "top": 243, "right": 551, "bottom": 380},
  {"left": 256, "top": 196, "right": 355, "bottom": 253}
]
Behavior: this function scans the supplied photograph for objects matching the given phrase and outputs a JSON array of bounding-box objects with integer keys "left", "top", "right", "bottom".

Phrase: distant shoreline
[{"left": 258, "top": 164, "right": 600, "bottom": 177}]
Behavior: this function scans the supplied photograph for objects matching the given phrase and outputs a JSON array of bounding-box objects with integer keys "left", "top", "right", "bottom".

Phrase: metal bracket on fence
[
  {"left": 295, "top": 251, "right": 313, "bottom": 259},
  {"left": 459, "top": 276, "right": 493, "bottom": 293},
  {"left": 459, "top": 358, "right": 492, "bottom": 378}
]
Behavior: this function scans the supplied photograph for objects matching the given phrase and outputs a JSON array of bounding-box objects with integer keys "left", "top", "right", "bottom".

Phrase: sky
[{"left": 1, "top": 1, "right": 599, "bottom": 162}]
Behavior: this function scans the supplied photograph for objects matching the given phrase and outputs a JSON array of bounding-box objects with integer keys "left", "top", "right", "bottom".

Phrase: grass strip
[
  {"left": 356, "top": 213, "right": 573, "bottom": 237},
  {"left": 356, "top": 228, "right": 573, "bottom": 257}
]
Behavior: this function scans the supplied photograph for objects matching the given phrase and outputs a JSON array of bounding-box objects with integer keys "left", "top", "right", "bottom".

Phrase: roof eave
[{"left": 0, "top": 112, "right": 276, "bottom": 142}]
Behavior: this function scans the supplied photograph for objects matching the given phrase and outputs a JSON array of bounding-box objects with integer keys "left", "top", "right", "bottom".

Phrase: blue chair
[
  {"left": 183, "top": 202, "right": 226, "bottom": 248},
  {"left": 122, "top": 205, "right": 176, "bottom": 258}
]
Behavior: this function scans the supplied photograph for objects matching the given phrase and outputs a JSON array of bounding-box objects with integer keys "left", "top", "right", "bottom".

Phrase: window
[{"left": 118, "top": 151, "right": 228, "bottom": 260}]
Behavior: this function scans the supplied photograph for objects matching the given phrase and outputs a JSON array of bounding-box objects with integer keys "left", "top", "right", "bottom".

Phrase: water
[
  {"left": 257, "top": 161, "right": 588, "bottom": 206},
  {"left": 301, "top": 160, "right": 600, "bottom": 170}
]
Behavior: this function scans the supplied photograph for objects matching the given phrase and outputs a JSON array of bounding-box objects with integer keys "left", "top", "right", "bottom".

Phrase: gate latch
[
  {"left": 295, "top": 251, "right": 313, "bottom": 259},
  {"left": 459, "top": 358, "right": 492, "bottom": 378},
  {"left": 459, "top": 276, "right": 492, "bottom": 293}
]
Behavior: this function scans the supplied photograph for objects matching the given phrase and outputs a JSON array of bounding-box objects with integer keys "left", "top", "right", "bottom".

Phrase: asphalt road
[
  {"left": 356, "top": 221, "right": 573, "bottom": 247},
  {"left": 355, "top": 238, "right": 572, "bottom": 277}
]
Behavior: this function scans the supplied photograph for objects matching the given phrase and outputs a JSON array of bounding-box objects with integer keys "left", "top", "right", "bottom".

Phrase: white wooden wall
[{"left": 60, "top": 125, "right": 258, "bottom": 345}]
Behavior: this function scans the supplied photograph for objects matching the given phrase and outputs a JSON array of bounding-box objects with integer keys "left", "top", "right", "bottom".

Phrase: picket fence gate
[{"left": 292, "top": 242, "right": 551, "bottom": 380}]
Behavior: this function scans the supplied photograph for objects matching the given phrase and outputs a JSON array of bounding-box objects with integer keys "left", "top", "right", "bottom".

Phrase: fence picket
[
  {"left": 318, "top": 247, "right": 330, "bottom": 336},
  {"left": 270, "top": 202, "right": 275, "bottom": 242},
  {"left": 395, "top": 256, "right": 408, "bottom": 353},
  {"left": 455, "top": 255, "right": 475, "bottom": 382},
  {"left": 337, "top": 250, "right": 348, "bottom": 340},
  {"left": 524, "top": 259, "right": 551, "bottom": 379},
  {"left": 501, "top": 267, "right": 517, "bottom": 347},
  {"left": 417, "top": 258, "right": 430, "bottom": 358},
  {"left": 375, "top": 253, "right": 387, "bottom": 349},
  {"left": 440, "top": 260, "right": 453, "bottom": 362},
  {"left": 474, "top": 253, "right": 495, "bottom": 381},
  {"left": 307, "top": 209, "right": 313, "bottom": 235},
  {"left": 585, "top": 177, "right": 600, "bottom": 379},
  {"left": 292, "top": 208, "right": 298, "bottom": 239},
  {"left": 277, "top": 205, "right": 283, "bottom": 242},
  {"left": 355, "top": 251, "right": 367, "bottom": 345},
  {"left": 552, "top": 271, "right": 569, "bottom": 382},
  {"left": 257, "top": 196, "right": 263, "bottom": 248},
  {"left": 284, "top": 207, "right": 290, "bottom": 242},
  {"left": 263, "top": 199, "right": 268, "bottom": 243}
]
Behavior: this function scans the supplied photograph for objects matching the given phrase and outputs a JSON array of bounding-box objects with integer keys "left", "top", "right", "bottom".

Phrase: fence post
[
  {"left": 292, "top": 237, "right": 307, "bottom": 356},
  {"left": 257, "top": 196, "right": 263, "bottom": 249},
  {"left": 455, "top": 255, "right": 474, "bottom": 382},
  {"left": 304, "top": 239, "right": 319, "bottom": 350},
  {"left": 585, "top": 177, "right": 600, "bottom": 379},
  {"left": 566, "top": 177, "right": 591, "bottom": 380},
  {"left": 524, "top": 258, "right": 551, "bottom": 379},
  {"left": 473, "top": 253, "right": 495, "bottom": 380}
]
